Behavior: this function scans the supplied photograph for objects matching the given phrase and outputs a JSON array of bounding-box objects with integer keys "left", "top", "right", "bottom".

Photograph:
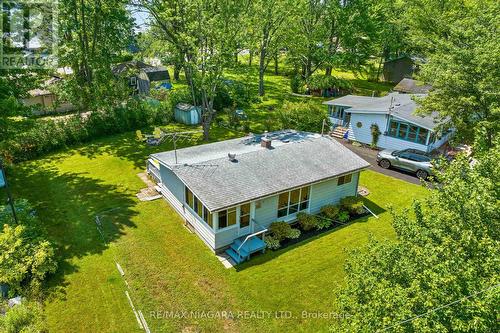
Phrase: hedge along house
[
  {"left": 324, "top": 92, "right": 451, "bottom": 153},
  {"left": 147, "top": 130, "right": 370, "bottom": 264}
]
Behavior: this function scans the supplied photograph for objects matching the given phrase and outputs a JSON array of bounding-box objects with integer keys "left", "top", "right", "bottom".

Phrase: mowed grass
[{"left": 9, "top": 128, "right": 427, "bottom": 332}]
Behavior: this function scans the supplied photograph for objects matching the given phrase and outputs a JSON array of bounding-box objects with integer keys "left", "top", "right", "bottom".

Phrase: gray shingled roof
[
  {"left": 324, "top": 93, "right": 440, "bottom": 130},
  {"left": 153, "top": 131, "right": 370, "bottom": 212}
]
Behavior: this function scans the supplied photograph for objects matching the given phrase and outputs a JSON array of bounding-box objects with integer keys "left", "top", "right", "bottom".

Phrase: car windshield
[{"left": 391, "top": 150, "right": 400, "bottom": 156}]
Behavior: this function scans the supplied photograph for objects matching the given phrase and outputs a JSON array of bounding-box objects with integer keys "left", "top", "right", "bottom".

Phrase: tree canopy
[{"left": 335, "top": 149, "right": 500, "bottom": 332}]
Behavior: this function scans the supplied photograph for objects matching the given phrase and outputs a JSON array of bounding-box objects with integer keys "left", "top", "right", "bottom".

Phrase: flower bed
[
  {"left": 278, "top": 210, "right": 371, "bottom": 250},
  {"left": 265, "top": 196, "right": 371, "bottom": 251}
]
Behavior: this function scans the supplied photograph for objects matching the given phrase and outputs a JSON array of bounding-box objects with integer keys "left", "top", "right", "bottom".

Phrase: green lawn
[{"left": 9, "top": 128, "right": 427, "bottom": 332}]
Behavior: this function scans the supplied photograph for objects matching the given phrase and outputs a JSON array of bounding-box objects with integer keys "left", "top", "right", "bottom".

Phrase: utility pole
[{"left": 0, "top": 159, "right": 18, "bottom": 225}]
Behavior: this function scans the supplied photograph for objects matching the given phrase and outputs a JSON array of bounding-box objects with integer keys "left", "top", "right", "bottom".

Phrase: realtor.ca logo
[{"left": 1, "top": 0, "right": 58, "bottom": 69}]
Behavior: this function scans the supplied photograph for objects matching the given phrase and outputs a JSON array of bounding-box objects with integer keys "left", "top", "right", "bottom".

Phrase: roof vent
[
  {"left": 228, "top": 153, "right": 237, "bottom": 162},
  {"left": 261, "top": 137, "right": 272, "bottom": 149}
]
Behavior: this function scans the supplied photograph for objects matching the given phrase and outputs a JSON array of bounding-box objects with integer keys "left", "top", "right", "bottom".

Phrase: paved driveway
[{"left": 335, "top": 138, "right": 422, "bottom": 185}]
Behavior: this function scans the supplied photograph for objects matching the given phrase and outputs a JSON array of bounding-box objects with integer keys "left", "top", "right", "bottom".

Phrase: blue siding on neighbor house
[{"left": 347, "top": 113, "right": 432, "bottom": 152}]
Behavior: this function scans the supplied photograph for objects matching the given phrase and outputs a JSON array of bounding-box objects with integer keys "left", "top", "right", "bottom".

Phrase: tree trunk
[
  {"left": 258, "top": 47, "right": 266, "bottom": 96},
  {"left": 274, "top": 52, "right": 279, "bottom": 75},
  {"left": 234, "top": 51, "right": 239, "bottom": 65},
  {"left": 325, "top": 66, "right": 332, "bottom": 76},
  {"left": 173, "top": 63, "right": 181, "bottom": 80},
  {"left": 248, "top": 50, "right": 253, "bottom": 66}
]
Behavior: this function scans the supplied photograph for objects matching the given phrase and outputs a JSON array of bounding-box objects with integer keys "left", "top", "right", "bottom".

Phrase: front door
[
  {"left": 239, "top": 203, "right": 251, "bottom": 236},
  {"left": 343, "top": 112, "right": 351, "bottom": 127}
]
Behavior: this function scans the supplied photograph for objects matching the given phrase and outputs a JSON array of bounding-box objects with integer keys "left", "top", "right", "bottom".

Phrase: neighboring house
[
  {"left": 393, "top": 78, "right": 432, "bottom": 94},
  {"left": 112, "top": 60, "right": 170, "bottom": 95},
  {"left": 147, "top": 130, "right": 369, "bottom": 262},
  {"left": 174, "top": 103, "right": 201, "bottom": 125},
  {"left": 324, "top": 92, "right": 451, "bottom": 152},
  {"left": 383, "top": 55, "right": 423, "bottom": 83},
  {"left": 21, "top": 76, "right": 75, "bottom": 115}
]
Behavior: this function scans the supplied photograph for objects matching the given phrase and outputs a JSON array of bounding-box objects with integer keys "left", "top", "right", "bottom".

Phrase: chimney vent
[
  {"left": 228, "top": 153, "right": 237, "bottom": 162},
  {"left": 261, "top": 137, "right": 272, "bottom": 149}
]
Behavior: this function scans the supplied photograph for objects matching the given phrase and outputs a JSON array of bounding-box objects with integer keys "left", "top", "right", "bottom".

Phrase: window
[
  {"left": 277, "top": 186, "right": 310, "bottom": 218},
  {"left": 240, "top": 203, "right": 250, "bottom": 228},
  {"left": 338, "top": 174, "right": 352, "bottom": 186},
  {"left": 417, "top": 128, "right": 428, "bottom": 145},
  {"left": 203, "top": 207, "right": 213, "bottom": 228},
  {"left": 388, "top": 119, "right": 430, "bottom": 145},
  {"left": 218, "top": 208, "right": 237, "bottom": 229},
  {"left": 398, "top": 123, "right": 408, "bottom": 138},
  {"left": 185, "top": 187, "right": 212, "bottom": 228},
  {"left": 389, "top": 121, "right": 398, "bottom": 136},
  {"left": 408, "top": 125, "right": 418, "bottom": 142}
]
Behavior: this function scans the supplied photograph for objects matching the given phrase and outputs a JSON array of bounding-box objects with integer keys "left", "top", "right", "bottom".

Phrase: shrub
[
  {"left": 278, "top": 101, "right": 331, "bottom": 133},
  {"left": 307, "top": 75, "right": 353, "bottom": 91},
  {"left": 0, "top": 301, "right": 46, "bottom": 333},
  {"left": 315, "top": 217, "right": 333, "bottom": 230},
  {"left": 297, "top": 212, "right": 317, "bottom": 231},
  {"left": 370, "top": 123, "right": 381, "bottom": 148},
  {"left": 265, "top": 236, "right": 281, "bottom": 250},
  {"left": 269, "top": 221, "right": 301, "bottom": 242},
  {"left": 288, "top": 228, "right": 301, "bottom": 239},
  {"left": 340, "top": 196, "right": 365, "bottom": 215},
  {"left": 0, "top": 98, "right": 172, "bottom": 163},
  {"left": 321, "top": 204, "right": 340, "bottom": 220},
  {"left": 338, "top": 211, "right": 350, "bottom": 223},
  {"left": 0, "top": 200, "right": 57, "bottom": 296}
]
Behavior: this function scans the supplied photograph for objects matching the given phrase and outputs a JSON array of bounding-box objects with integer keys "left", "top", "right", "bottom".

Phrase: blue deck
[{"left": 225, "top": 236, "right": 266, "bottom": 264}]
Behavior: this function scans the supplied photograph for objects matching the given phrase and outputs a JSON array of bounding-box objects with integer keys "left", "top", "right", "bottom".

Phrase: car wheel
[
  {"left": 416, "top": 169, "right": 428, "bottom": 179},
  {"left": 379, "top": 159, "right": 391, "bottom": 169}
]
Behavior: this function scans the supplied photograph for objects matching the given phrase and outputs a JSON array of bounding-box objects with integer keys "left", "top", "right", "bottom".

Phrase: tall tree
[
  {"left": 59, "top": 0, "right": 133, "bottom": 110},
  {"left": 335, "top": 149, "right": 500, "bottom": 332},
  {"left": 251, "top": 0, "right": 294, "bottom": 96},
  {"left": 137, "top": 0, "right": 246, "bottom": 140},
  {"left": 414, "top": 0, "right": 499, "bottom": 147}
]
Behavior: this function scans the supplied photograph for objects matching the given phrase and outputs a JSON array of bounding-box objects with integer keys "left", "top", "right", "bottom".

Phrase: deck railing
[{"left": 236, "top": 219, "right": 268, "bottom": 259}]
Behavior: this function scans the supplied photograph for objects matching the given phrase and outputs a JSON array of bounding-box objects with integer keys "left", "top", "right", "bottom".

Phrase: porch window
[
  {"left": 387, "top": 119, "right": 431, "bottom": 145},
  {"left": 338, "top": 174, "right": 352, "bottom": 186},
  {"left": 277, "top": 186, "right": 310, "bottom": 218},
  {"left": 240, "top": 203, "right": 250, "bottom": 228},
  {"left": 417, "top": 128, "right": 429, "bottom": 145},
  {"left": 185, "top": 186, "right": 212, "bottom": 228},
  {"left": 218, "top": 208, "right": 237, "bottom": 230}
]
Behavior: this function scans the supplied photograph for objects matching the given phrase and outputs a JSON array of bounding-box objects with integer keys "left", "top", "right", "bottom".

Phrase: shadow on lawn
[
  {"left": 52, "top": 125, "right": 243, "bottom": 170},
  {"left": 9, "top": 163, "right": 139, "bottom": 301},
  {"left": 235, "top": 197, "right": 385, "bottom": 272}
]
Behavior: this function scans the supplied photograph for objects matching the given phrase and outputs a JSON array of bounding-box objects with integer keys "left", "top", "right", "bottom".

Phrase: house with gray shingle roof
[
  {"left": 147, "top": 130, "right": 369, "bottom": 260},
  {"left": 323, "top": 92, "right": 452, "bottom": 152}
]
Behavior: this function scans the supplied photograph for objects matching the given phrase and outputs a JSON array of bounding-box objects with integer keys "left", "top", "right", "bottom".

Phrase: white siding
[
  {"left": 254, "top": 195, "right": 279, "bottom": 228},
  {"left": 348, "top": 113, "right": 431, "bottom": 152},
  {"left": 215, "top": 226, "right": 239, "bottom": 250},
  {"left": 309, "top": 173, "right": 359, "bottom": 213},
  {"left": 159, "top": 164, "right": 184, "bottom": 201},
  {"left": 158, "top": 164, "right": 216, "bottom": 250}
]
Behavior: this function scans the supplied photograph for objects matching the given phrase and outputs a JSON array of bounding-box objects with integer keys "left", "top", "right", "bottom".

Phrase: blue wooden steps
[{"left": 225, "top": 236, "right": 266, "bottom": 264}]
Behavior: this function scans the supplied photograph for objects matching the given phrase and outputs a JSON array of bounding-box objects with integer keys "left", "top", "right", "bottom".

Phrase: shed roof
[
  {"left": 393, "top": 78, "right": 432, "bottom": 94},
  {"left": 152, "top": 131, "right": 370, "bottom": 212}
]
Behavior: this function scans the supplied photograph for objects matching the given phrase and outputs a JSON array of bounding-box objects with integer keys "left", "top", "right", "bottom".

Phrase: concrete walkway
[{"left": 334, "top": 138, "right": 422, "bottom": 185}]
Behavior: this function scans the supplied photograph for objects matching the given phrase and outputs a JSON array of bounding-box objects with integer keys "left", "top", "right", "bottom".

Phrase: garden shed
[{"left": 174, "top": 103, "right": 201, "bottom": 125}]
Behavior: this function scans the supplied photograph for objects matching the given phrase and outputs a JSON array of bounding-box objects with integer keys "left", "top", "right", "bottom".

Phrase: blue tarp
[
  {"left": 0, "top": 170, "right": 5, "bottom": 188},
  {"left": 156, "top": 82, "right": 173, "bottom": 90}
]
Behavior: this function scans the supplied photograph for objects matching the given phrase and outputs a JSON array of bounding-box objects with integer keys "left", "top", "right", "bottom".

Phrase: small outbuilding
[
  {"left": 174, "top": 103, "right": 202, "bottom": 125},
  {"left": 383, "top": 55, "right": 424, "bottom": 83}
]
